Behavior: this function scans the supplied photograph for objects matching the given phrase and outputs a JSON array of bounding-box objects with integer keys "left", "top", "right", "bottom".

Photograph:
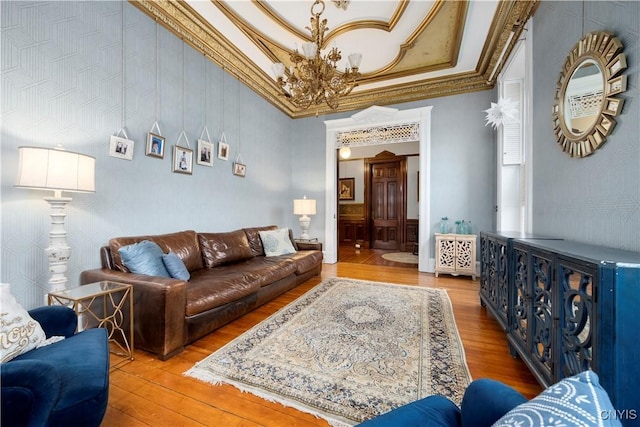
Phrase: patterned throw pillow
[
  {"left": 259, "top": 228, "right": 297, "bottom": 257},
  {"left": 492, "top": 370, "right": 621, "bottom": 427},
  {"left": 0, "top": 283, "right": 47, "bottom": 363}
]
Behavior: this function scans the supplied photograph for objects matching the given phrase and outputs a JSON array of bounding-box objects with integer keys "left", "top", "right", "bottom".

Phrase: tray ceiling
[{"left": 131, "top": 0, "right": 538, "bottom": 118}]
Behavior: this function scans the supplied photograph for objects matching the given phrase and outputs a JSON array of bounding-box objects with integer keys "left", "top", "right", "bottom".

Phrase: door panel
[{"left": 371, "top": 162, "right": 402, "bottom": 249}]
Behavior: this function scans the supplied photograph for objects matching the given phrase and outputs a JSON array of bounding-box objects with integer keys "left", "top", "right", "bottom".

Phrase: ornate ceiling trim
[
  {"left": 248, "top": 1, "right": 411, "bottom": 44},
  {"left": 360, "top": 0, "right": 466, "bottom": 83},
  {"left": 129, "top": 0, "right": 539, "bottom": 119}
]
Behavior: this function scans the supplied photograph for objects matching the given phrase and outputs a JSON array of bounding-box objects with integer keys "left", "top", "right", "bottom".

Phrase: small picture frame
[
  {"left": 339, "top": 177, "right": 355, "bottom": 200},
  {"left": 146, "top": 133, "right": 165, "bottom": 159},
  {"left": 172, "top": 146, "right": 194, "bottom": 175},
  {"left": 197, "top": 139, "right": 214, "bottom": 167},
  {"left": 109, "top": 135, "right": 134, "bottom": 160},
  {"left": 218, "top": 141, "right": 229, "bottom": 161},
  {"left": 233, "top": 162, "right": 246, "bottom": 177}
]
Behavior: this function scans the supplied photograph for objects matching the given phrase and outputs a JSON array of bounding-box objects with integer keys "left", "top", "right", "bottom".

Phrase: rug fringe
[{"left": 184, "top": 367, "right": 358, "bottom": 426}]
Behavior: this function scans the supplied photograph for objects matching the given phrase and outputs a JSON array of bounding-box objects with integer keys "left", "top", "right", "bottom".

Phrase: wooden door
[{"left": 370, "top": 160, "right": 403, "bottom": 249}]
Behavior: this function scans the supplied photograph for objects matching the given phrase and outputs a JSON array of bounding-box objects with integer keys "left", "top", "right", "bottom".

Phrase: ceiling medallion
[{"left": 271, "top": 0, "right": 362, "bottom": 110}]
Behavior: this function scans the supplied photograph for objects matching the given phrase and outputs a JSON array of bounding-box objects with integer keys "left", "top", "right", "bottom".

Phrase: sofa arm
[
  {"left": 296, "top": 241, "right": 323, "bottom": 251},
  {"left": 29, "top": 306, "right": 77, "bottom": 338},
  {"left": 1, "top": 360, "right": 61, "bottom": 427},
  {"left": 460, "top": 379, "right": 528, "bottom": 427},
  {"left": 80, "top": 268, "right": 187, "bottom": 359}
]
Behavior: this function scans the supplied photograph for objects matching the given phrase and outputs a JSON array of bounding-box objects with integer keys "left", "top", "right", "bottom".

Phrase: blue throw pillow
[
  {"left": 118, "top": 240, "right": 170, "bottom": 278},
  {"left": 492, "top": 370, "right": 622, "bottom": 427},
  {"left": 162, "top": 252, "right": 190, "bottom": 281}
]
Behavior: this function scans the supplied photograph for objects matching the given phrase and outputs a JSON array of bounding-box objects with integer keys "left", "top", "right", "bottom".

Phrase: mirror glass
[{"left": 563, "top": 60, "right": 604, "bottom": 136}]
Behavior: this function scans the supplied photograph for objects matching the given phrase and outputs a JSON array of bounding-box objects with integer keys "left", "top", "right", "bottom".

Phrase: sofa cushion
[
  {"left": 237, "top": 257, "right": 297, "bottom": 287},
  {"left": 492, "top": 370, "right": 620, "bottom": 427},
  {"left": 109, "top": 230, "right": 202, "bottom": 272},
  {"left": 259, "top": 228, "right": 297, "bottom": 256},
  {"left": 243, "top": 225, "right": 278, "bottom": 256},
  {"left": 118, "top": 240, "right": 171, "bottom": 278},
  {"left": 199, "top": 230, "right": 254, "bottom": 268},
  {"left": 185, "top": 269, "right": 261, "bottom": 315},
  {"left": 0, "top": 283, "right": 47, "bottom": 363},
  {"left": 279, "top": 250, "right": 324, "bottom": 275},
  {"left": 163, "top": 252, "right": 190, "bottom": 281}
]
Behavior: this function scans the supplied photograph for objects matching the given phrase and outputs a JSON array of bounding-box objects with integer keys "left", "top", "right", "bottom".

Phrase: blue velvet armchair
[
  {"left": 1, "top": 305, "right": 110, "bottom": 427},
  {"left": 358, "top": 370, "right": 621, "bottom": 427},
  {"left": 357, "top": 378, "right": 527, "bottom": 427}
]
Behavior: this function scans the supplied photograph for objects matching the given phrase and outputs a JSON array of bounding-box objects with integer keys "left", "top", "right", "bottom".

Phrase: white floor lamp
[
  {"left": 15, "top": 145, "right": 95, "bottom": 294},
  {"left": 293, "top": 196, "right": 316, "bottom": 240}
]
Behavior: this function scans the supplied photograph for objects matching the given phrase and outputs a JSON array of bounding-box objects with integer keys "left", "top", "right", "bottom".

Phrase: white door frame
[{"left": 324, "top": 105, "right": 433, "bottom": 272}]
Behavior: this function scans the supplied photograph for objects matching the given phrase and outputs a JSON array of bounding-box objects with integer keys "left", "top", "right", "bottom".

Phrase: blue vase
[{"left": 439, "top": 217, "right": 449, "bottom": 233}]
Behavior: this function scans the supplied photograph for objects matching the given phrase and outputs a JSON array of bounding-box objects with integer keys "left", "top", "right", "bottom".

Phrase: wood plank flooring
[{"left": 102, "top": 248, "right": 542, "bottom": 426}]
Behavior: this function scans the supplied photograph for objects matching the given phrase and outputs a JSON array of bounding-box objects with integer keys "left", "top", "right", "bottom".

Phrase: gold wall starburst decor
[{"left": 552, "top": 31, "right": 627, "bottom": 158}]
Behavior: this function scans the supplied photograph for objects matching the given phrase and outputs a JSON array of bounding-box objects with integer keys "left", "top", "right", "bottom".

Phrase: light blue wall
[
  {"left": 292, "top": 90, "right": 498, "bottom": 253},
  {"left": 531, "top": 1, "right": 639, "bottom": 251},
  {"left": 1, "top": 1, "right": 296, "bottom": 308}
]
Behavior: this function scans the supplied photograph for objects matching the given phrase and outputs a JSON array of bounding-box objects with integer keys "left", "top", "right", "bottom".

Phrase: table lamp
[
  {"left": 15, "top": 145, "right": 95, "bottom": 293},
  {"left": 293, "top": 196, "right": 316, "bottom": 240}
]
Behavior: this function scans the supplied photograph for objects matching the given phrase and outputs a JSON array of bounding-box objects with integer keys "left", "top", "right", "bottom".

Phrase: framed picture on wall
[
  {"left": 339, "top": 178, "right": 355, "bottom": 200},
  {"left": 146, "top": 133, "right": 165, "bottom": 159},
  {"left": 109, "top": 135, "right": 134, "bottom": 160},
  {"left": 197, "top": 139, "right": 214, "bottom": 167},
  {"left": 218, "top": 141, "right": 229, "bottom": 160},
  {"left": 172, "top": 146, "right": 193, "bottom": 175},
  {"left": 233, "top": 162, "right": 246, "bottom": 177}
]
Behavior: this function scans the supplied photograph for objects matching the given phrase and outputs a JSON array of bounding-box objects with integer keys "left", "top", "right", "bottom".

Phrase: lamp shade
[
  {"left": 293, "top": 198, "right": 316, "bottom": 216},
  {"left": 15, "top": 146, "right": 95, "bottom": 193}
]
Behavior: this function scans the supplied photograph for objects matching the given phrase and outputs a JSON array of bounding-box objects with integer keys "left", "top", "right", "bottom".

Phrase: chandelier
[{"left": 271, "top": 0, "right": 362, "bottom": 110}]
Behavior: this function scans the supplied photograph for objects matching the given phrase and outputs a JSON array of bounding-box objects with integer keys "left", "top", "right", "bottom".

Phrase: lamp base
[
  {"left": 298, "top": 215, "right": 311, "bottom": 240},
  {"left": 44, "top": 196, "right": 72, "bottom": 292}
]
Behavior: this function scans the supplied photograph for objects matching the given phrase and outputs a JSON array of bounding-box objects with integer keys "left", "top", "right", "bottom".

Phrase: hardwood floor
[{"left": 102, "top": 248, "right": 542, "bottom": 426}]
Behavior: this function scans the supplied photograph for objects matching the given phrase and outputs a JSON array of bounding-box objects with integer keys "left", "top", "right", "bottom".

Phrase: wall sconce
[
  {"left": 293, "top": 196, "right": 316, "bottom": 240},
  {"left": 15, "top": 145, "right": 95, "bottom": 294}
]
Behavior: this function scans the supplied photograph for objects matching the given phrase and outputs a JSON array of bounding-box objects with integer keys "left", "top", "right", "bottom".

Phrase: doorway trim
[{"left": 324, "top": 105, "right": 433, "bottom": 272}]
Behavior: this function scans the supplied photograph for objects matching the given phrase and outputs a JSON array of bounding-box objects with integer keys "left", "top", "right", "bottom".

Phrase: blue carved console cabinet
[{"left": 480, "top": 231, "right": 640, "bottom": 425}]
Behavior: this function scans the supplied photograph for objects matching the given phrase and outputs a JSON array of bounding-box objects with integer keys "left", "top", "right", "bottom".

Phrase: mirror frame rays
[{"left": 552, "top": 31, "right": 627, "bottom": 158}]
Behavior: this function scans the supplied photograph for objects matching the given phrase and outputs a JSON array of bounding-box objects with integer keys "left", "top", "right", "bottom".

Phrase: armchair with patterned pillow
[
  {"left": 1, "top": 288, "right": 110, "bottom": 427},
  {"left": 358, "top": 370, "right": 622, "bottom": 427}
]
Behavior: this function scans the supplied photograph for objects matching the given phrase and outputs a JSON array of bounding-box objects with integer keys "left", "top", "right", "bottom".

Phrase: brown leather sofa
[{"left": 80, "top": 225, "right": 322, "bottom": 360}]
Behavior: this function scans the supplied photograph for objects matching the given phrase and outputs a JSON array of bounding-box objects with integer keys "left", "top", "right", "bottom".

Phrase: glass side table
[{"left": 48, "top": 281, "right": 134, "bottom": 367}]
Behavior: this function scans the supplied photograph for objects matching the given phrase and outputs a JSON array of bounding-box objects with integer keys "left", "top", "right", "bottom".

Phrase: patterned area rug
[
  {"left": 185, "top": 278, "right": 471, "bottom": 426},
  {"left": 381, "top": 252, "right": 419, "bottom": 264}
]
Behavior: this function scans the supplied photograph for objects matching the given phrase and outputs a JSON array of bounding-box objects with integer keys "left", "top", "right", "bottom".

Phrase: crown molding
[{"left": 129, "top": 0, "right": 539, "bottom": 119}]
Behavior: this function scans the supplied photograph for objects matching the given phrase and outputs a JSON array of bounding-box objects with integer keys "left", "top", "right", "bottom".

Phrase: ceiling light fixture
[{"left": 271, "top": 0, "right": 362, "bottom": 111}]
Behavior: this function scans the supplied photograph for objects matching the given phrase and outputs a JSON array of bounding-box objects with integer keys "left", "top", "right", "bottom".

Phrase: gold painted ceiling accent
[{"left": 130, "top": 0, "right": 539, "bottom": 119}]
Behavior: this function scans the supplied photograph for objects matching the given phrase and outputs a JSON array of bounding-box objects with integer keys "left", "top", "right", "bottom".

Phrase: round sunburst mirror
[{"left": 552, "top": 31, "right": 627, "bottom": 158}]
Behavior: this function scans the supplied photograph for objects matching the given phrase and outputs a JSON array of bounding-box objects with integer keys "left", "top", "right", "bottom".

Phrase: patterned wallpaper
[
  {"left": 1, "top": 1, "right": 296, "bottom": 308},
  {"left": 531, "top": 1, "right": 639, "bottom": 252}
]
